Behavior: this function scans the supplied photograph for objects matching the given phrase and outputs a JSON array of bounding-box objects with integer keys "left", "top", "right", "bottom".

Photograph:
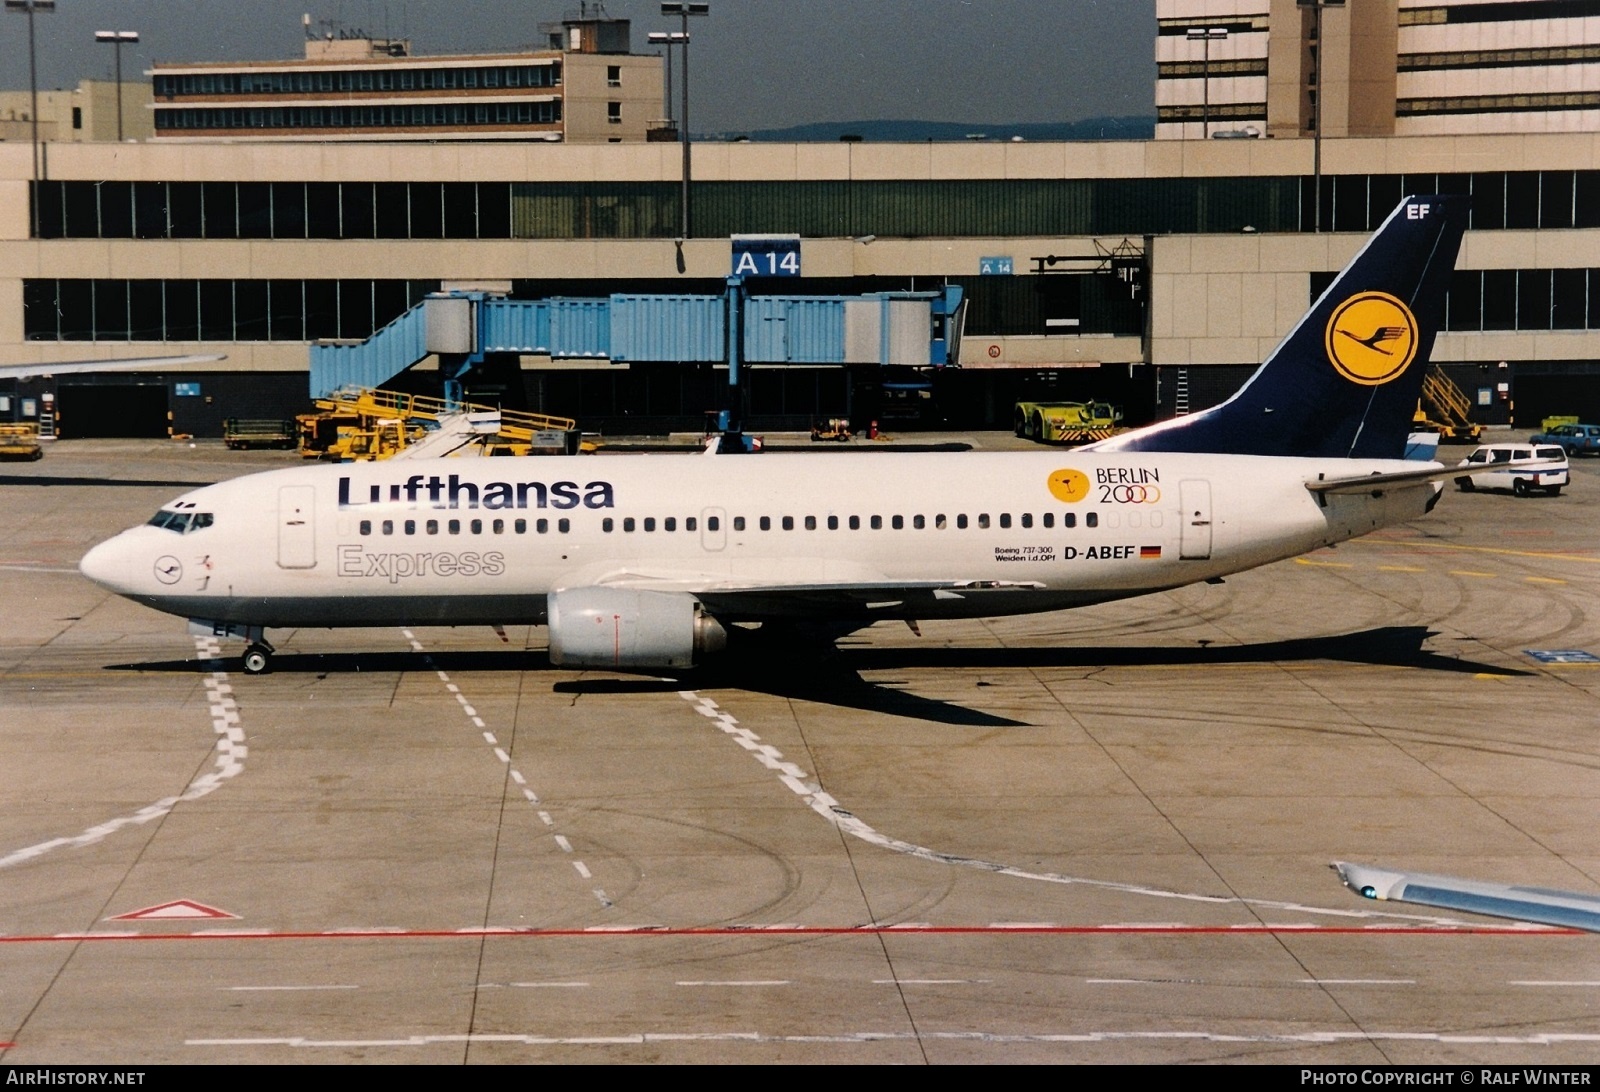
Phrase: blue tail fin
[{"left": 1089, "top": 195, "right": 1468, "bottom": 459}]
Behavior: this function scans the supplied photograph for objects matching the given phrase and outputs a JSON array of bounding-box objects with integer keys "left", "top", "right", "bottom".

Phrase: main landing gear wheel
[{"left": 242, "top": 643, "right": 273, "bottom": 675}]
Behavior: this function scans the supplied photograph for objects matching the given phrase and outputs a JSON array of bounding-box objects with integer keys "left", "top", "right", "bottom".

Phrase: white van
[{"left": 1455, "top": 443, "right": 1569, "bottom": 496}]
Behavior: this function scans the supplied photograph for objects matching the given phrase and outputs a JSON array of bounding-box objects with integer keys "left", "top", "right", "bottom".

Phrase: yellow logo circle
[
  {"left": 1325, "top": 291, "right": 1418, "bottom": 386},
  {"left": 1047, "top": 468, "right": 1089, "bottom": 503}
]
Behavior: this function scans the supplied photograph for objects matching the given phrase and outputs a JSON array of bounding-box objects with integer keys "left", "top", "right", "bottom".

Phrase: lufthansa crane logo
[{"left": 1325, "top": 291, "right": 1418, "bottom": 386}]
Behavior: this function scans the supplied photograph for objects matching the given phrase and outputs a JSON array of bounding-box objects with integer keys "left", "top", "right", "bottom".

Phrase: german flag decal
[{"left": 1140, "top": 545, "right": 1161, "bottom": 559}]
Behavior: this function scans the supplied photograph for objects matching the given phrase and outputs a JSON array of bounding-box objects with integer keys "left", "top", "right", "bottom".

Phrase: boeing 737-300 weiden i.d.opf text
[{"left": 82, "top": 196, "right": 1478, "bottom": 675}]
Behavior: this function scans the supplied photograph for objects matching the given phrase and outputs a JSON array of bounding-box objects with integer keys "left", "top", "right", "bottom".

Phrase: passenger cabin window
[
  {"left": 892, "top": 515, "right": 904, "bottom": 529},
  {"left": 1086, "top": 513, "right": 1098, "bottom": 528},
  {"left": 733, "top": 516, "right": 745, "bottom": 531},
  {"left": 707, "top": 516, "right": 720, "bottom": 531}
]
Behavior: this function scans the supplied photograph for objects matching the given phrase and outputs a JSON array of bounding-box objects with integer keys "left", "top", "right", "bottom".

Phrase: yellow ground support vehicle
[
  {"left": 0, "top": 422, "right": 42, "bottom": 460},
  {"left": 223, "top": 418, "right": 297, "bottom": 450},
  {"left": 297, "top": 387, "right": 580, "bottom": 460},
  {"left": 1014, "top": 399, "right": 1128, "bottom": 444},
  {"left": 1413, "top": 365, "right": 1484, "bottom": 444}
]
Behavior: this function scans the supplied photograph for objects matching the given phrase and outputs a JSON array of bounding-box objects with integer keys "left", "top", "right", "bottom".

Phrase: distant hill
[{"left": 710, "top": 116, "right": 1155, "bottom": 143}]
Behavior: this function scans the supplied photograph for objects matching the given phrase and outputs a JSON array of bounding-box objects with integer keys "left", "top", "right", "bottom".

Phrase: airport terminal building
[{"left": 3, "top": 2, "right": 1599, "bottom": 438}]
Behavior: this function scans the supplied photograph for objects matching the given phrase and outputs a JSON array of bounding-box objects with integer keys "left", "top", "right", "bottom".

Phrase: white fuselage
[{"left": 80, "top": 449, "right": 1435, "bottom": 633}]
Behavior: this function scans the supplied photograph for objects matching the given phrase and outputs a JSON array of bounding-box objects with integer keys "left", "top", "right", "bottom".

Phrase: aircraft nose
[{"left": 79, "top": 535, "right": 133, "bottom": 592}]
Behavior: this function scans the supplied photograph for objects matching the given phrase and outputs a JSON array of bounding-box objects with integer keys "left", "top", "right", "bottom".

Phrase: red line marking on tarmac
[{"left": 0, "top": 924, "right": 1579, "bottom": 944}]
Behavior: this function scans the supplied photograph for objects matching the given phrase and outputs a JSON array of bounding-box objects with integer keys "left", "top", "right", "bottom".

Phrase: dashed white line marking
[
  {"left": 0, "top": 636, "right": 246, "bottom": 870},
  {"left": 412, "top": 633, "right": 607, "bottom": 911},
  {"left": 676, "top": 690, "right": 1483, "bottom": 929},
  {"left": 223, "top": 985, "right": 359, "bottom": 992}
]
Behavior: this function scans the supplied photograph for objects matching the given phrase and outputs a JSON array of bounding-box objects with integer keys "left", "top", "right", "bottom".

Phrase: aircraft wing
[
  {"left": 1334, "top": 861, "right": 1600, "bottom": 932},
  {"left": 562, "top": 567, "right": 1046, "bottom": 619},
  {"left": 1305, "top": 459, "right": 1563, "bottom": 496},
  {"left": 0, "top": 354, "right": 226, "bottom": 381}
]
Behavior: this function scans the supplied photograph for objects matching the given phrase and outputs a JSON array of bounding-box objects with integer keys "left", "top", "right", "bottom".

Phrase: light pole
[
  {"left": 1297, "top": 0, "right": 1344, "bottom": 232},
  {"left": 5, "top": 0, "right": 56, "bottom": 234},
  {"left": 646, "top": 29, "right": 686, "bottom": 132},
  {"left": 94, "top": 30, "right": 140, "bottom": 142},
  {"left": 1185, "top": 27, "right": 1227, "bottom": 139},
  {"left": 660, "top": 2, "right": 708, "bottom": 239}
]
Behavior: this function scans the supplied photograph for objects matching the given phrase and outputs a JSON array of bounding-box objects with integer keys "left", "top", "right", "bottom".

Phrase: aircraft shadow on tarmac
[{"left": 109, "top": 625, "right": 1526, "bottom": 729}]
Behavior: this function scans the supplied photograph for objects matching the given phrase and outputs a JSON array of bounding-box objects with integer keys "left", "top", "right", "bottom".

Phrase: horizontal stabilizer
[{"left": 1304, "top": 458, "right": 1563, "bottom": 495}]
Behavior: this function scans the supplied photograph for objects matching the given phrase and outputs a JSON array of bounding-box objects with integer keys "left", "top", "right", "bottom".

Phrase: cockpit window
[{"left": 146, "top": 509, "right": 213, "bottom": 534}]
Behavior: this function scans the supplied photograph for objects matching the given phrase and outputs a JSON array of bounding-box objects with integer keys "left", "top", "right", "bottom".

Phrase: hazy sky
[{"left": 0, "top": 1, "right": 1157, "bottom": 132}]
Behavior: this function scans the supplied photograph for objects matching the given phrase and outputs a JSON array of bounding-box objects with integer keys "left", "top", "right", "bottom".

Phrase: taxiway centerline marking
[
  {"left": 0, "top": 635, "right": 246, "bottom": 871},
  {"left": 411, "top": 631, "right": 612, "bottom": 911},
  {"left": 1361, "top": 539, "right": 1600, "bottom": 564},
  {"left": 676, "top": 689, "right": 1537, "bottom": 930}
]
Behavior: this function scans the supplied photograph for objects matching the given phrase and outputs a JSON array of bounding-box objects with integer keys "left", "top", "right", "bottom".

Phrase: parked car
[
  {"left": 1529, "top": 422, "right": 1600, "bottom": 456},
  {"left": 1454, "top": 443, "right": 1569, "bottom": 496}
]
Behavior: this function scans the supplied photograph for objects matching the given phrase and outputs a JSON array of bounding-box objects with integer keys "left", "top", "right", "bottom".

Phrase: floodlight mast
[
  {"left": 95, "top": 30, "right": 141, "bottom": 142},
  {"left": 660, "top": 3, "right": 709, "bottom": 239}
]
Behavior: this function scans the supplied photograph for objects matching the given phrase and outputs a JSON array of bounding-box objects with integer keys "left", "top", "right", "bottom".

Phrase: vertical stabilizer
[{"left": 1088, "top": 195, "right": 1468, "bottom": 459}]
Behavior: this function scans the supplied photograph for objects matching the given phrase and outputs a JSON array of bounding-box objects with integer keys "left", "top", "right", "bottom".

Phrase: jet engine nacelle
[{"left": 547, "top": 587, "right": 727, "bottom": 668}]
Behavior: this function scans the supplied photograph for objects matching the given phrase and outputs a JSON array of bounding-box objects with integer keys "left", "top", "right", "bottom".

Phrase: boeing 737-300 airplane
[{"left": 81, "top": 196, "right": 1474, "bottom": 675}]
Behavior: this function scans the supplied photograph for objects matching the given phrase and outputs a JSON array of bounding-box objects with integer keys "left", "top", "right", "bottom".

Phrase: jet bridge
[{"left": 309, "top": 287, "right": 965, "bottom": 399}]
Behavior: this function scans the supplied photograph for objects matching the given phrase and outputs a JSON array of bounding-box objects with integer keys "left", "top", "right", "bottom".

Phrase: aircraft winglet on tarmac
[
  {"left": 0, "top": 354, "right": 227, "bottom": 381},
  {"left": 81, "top": 196, "right": 1471, "bottom": 675},
  {"left": 1334, "top": 861, "right": 1600, "bottom": 933}
]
